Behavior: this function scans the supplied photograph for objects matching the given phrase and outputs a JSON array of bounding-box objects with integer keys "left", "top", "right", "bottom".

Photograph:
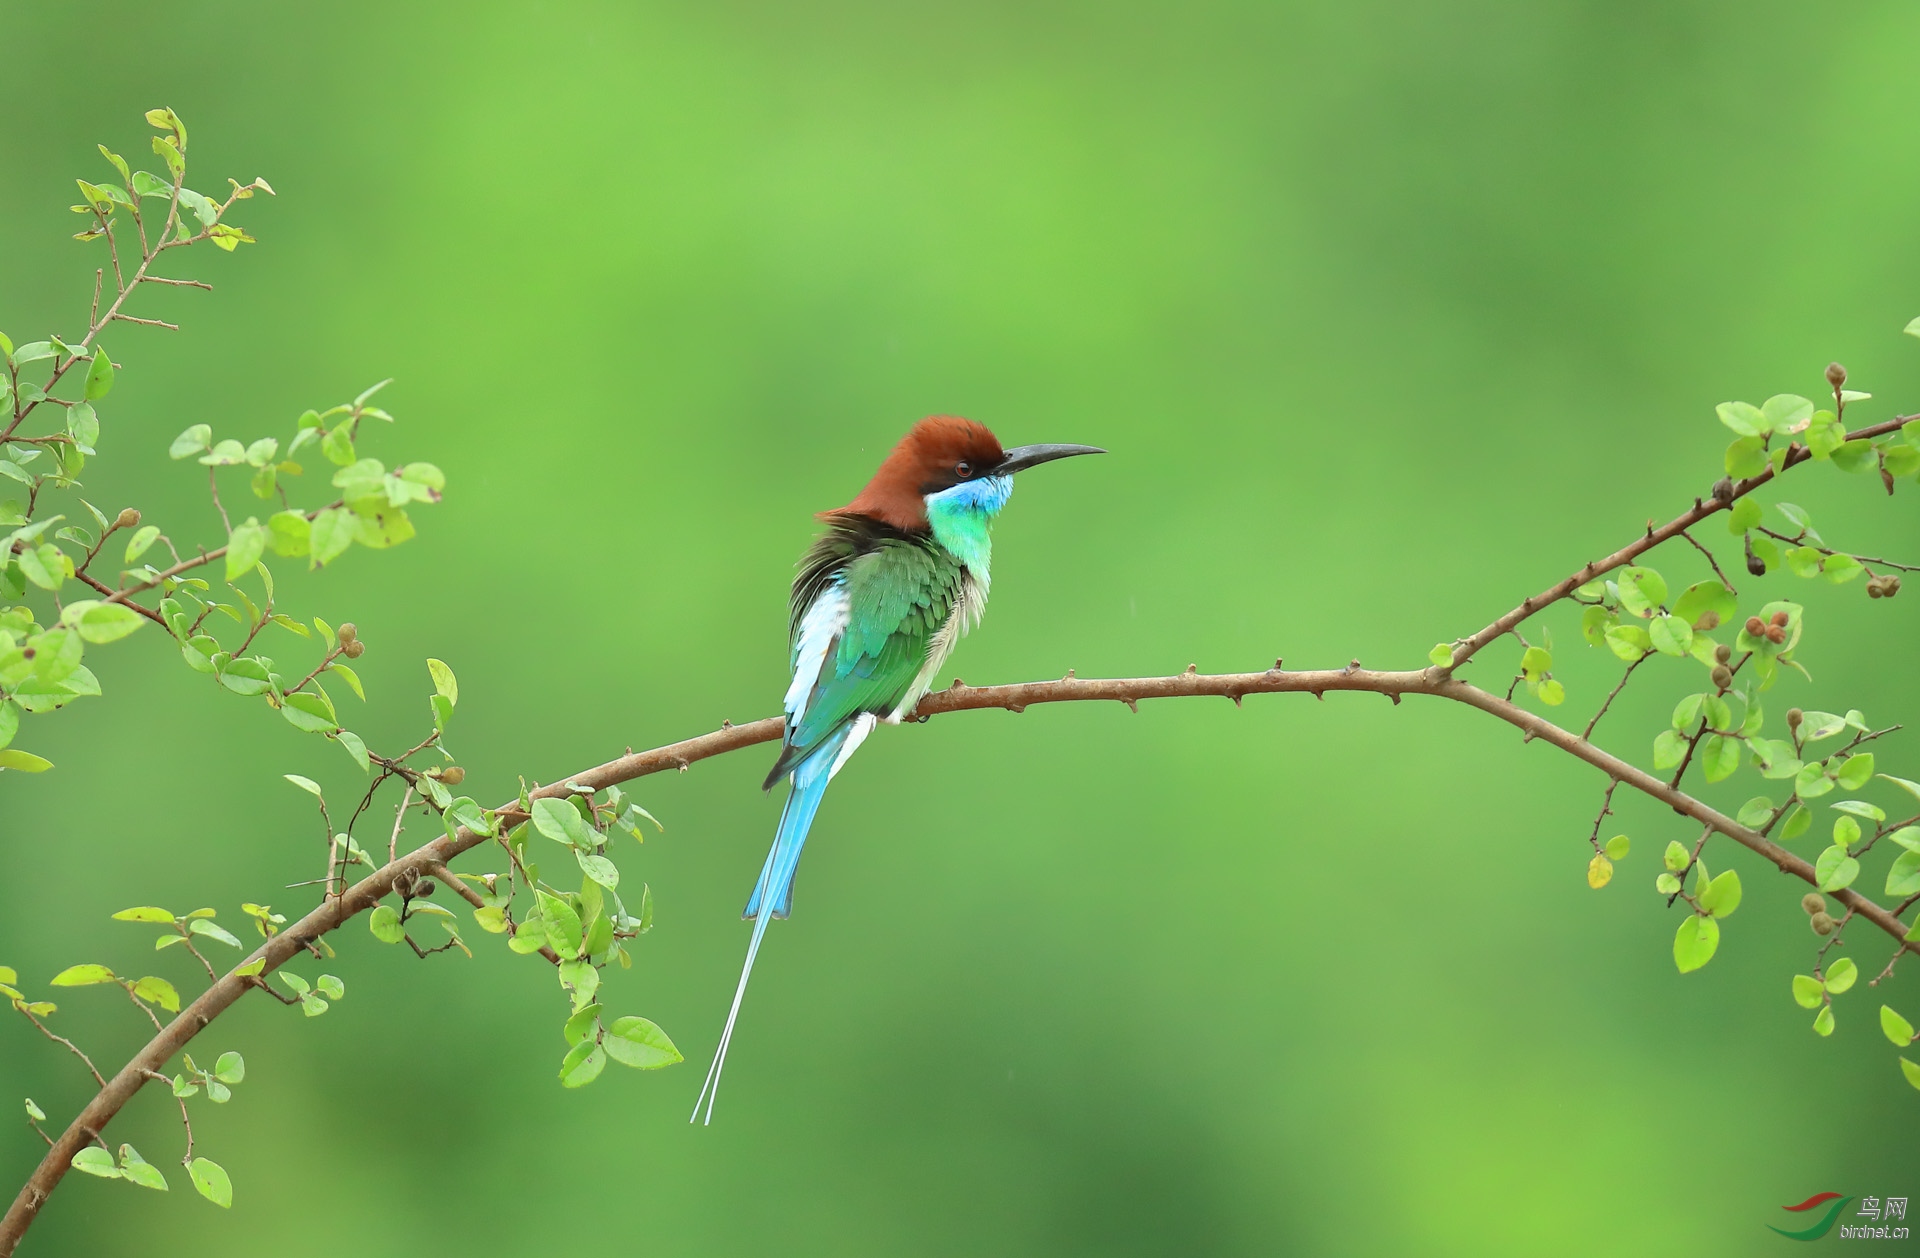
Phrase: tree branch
[
  {"left": 8, "top": 643, "right": 1917, "bottom": 1252},
  {"left": 1447, "top": 416, "right": 1915, "bottom": 669}
]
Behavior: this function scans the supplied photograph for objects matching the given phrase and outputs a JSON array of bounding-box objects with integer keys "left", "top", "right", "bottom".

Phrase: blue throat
[{"left": 923, "top": 474, "right": 1012, "bottom": 572}]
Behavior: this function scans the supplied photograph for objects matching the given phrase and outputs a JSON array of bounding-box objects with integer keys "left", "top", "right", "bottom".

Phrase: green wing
[{"left": 768, "top": 530, "right": 965, "bottom": 784}]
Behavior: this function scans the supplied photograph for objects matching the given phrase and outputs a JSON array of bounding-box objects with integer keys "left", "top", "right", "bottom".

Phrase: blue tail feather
[{"left": 691, "top": 725, "right": 850, "bottom": 1125}]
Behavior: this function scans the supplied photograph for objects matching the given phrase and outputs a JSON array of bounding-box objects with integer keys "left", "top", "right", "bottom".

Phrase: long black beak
[{"left": 994, "top": 443, "right": 1106, "bottom": 475}]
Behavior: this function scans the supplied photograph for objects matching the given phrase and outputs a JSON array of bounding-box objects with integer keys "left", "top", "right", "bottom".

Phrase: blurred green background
[{"left": 4, "top": 2, "right": 1920, "bottom": 1253}]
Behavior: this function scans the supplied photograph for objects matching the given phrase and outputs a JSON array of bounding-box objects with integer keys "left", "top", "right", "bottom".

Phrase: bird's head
[{"left": 830, "top": 415, "right": 1104, "bottom": 533}]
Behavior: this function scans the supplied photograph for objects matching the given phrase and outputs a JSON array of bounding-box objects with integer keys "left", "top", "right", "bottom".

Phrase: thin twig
[
  {"left": 1679, "top": 529, "right": 1737, "bottom": 594},
  {"left": 1582, "top": 654, "right": 1647, "bottom": 742}
]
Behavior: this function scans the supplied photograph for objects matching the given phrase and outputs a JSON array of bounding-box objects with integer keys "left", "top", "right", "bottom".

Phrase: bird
[{"left": 691, "top": 415, "right": 1104, "bottom": 1124}]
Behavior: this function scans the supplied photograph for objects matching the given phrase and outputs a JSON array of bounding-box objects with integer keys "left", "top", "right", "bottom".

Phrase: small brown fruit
[
  {"left": 1826, "top": 361, "right": 1847, "bottom": 388},
  {"left": 343, "top": 639, "right": 365, "bottom": 659},
  {"left": 439, "top": 766, "right": 466, "bottom": 786},
  {"left": 1766, "top": 625, "right": 1786, "bottom": 644},
  {"left": 1711, "top": 476, "right": 1735, "bottom": 503},
  {"left": 1801, "top": 892, "right": 1828, "bottom": 916},
  {"left": 1810, "top": 911, "right": 1836, "bottom": 936},
  {"left": 1787, "top": 708, "right": 1804, "bottom": 728},
  {"left": 1771, "top": 610, "right": 1789, "bottom": 627},
  {"left": 1745, "top": 616, "right": 1766, "bottom": 636},
  {"left": 1746, "top": 551, "right": 1766, "bottom": 577},
  {"left": 1713, "top": 643, "right": 1732, "bottom": 664},
  {"left": 337, "top": 622, "right": 358, "bottom": 644},
  {"left": 416, "top": 880, "right": 436, "bottom": 897},
  {"left": 1710, "top": 665, "right": 1733, "bottom": 689},
  {"left": 115, "top": 507, "right": 141, "bottom": 529}
]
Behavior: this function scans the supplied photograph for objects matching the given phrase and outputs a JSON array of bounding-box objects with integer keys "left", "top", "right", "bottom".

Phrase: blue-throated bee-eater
[{"left": 692, "top": 416, "right": 1104, "bottom": 1123}]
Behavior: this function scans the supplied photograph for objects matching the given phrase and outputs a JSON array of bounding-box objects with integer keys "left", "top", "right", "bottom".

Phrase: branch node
[
  {"left": 1123, "top": 698, "right": 1138, "bottom": 713},
  {"left": 1183, "top": 663, "right": 1197, "bottom": 676}
]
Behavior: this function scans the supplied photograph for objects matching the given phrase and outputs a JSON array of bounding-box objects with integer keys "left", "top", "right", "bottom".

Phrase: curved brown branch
[
  {"left": 6, "top": 652, "right": 1917, "bottom": 1253},
  {"left": 1448, "top": 415, "right": 1915, "bottom": 669}
]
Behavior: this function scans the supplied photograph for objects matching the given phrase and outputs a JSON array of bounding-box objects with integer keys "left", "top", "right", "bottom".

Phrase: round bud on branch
[
  {"left": 1827, "top": 361, "right": 1847, "bottom": 388},
  {"left": 337, "top": 622, "right": 358, "bottom": 645},
  {"left": 1787, "top": 708, "right": 1804, "bottom": 729},
  {"left": 115, "top": 507, "right": 141, "bottom": 530},
  {"left": 439, "top": 767, "right": 465, "bottom": 786},
  {"left": 342, "top": 639, "right": 364, "bottom": 659},
  {"left": 1710, "top": 664, "right": 1733, "bottom": 689},
  {"left": 1712, "top": 643, "right": 1732, "bottom": 664},
  {"left": 1802, "top": 892, "right": 1828, "bottom": 916},
  {"left": 1810, "top": 911, "right": 1836, "bottom": 936}
]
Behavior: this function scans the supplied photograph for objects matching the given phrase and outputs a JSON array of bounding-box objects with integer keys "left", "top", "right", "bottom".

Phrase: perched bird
[{"left": 692, "top": 416, "right": 1103, "bottom": 1123}]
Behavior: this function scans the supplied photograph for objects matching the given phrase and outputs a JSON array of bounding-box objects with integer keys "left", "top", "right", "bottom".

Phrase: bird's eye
[{"left": 955, "top": 461, "right": 972, "bottom": 478}]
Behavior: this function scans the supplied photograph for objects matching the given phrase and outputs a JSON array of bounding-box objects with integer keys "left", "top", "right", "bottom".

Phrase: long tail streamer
[{"left": 690, "top": 731, "right": 842, "bottom": 1125}]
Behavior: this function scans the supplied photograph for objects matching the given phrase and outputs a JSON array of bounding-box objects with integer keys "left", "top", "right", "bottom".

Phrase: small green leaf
[
  {"left": 116, "top": 1147, "right": 168, "bottom": 1191},
  {"left": 123, "top": 525, "right": 160, "bottom": 564},
  {"left": 187, "top": 919, "right": 242, "bottom": 947},
  {"left": 1649, "top": 615, "right": 1693, "bottom": 657},
  {"left": 1792, "top": 975, "right": 1824, "bottom": 1009},
  {"left": 224, "top": 519, "right": 266, "bottom": 582},
  {"left": 605, "top": 1016, "right": 683, "bottom": 1069},
  {"left": 1814, "top": 845, "right": 1860, "bottom": 893},
  {"left": 1813, "top": 1005, "right": 1835, "bottom": 1037},
  {"left": 1724, "top": 435, "right": 1768, "bottom": 479},
  {"left": 188, "top": 1157, "right": 232, "bottom": 1208},
  {"left": 368, "top": 905, "right": 405, "bottom": 944},
  {"left": 1663, "top": 840, "right": 1691, "bottom": 872},
  {"left": 1836, "top": 754, "right": 1875, "bottom": 790},
  {"left": 1699, "top": 734, "right": 1740, "bottom": 783},
  {"left": 1781, "top": 804, "right": 1812, "bottom": 841},
  {"left": 1697, "top": 869, "right": 1742, "bottom": 918},
  {"left": 283, "top": 774, "right": 323, "bottom": 797},
  {"left": 563, "top": 1003, "right": 602, "bottom": 1047},
  {"left": 1615, "top": 567, "right": 1668, "bottom": 617},
  {"left": 1673, "top": 916, "right": 1720, "bottom": 973},
  {"left": 83, "top": 346, "right": 114, "bottom": 400},
  {"left": 281, "top": 692, "right": 338, "bottom": 734},
  {"left": 1716, "top": 400, "right": 1767, "bottom": 436},
  {"left": 1885, "top": 849, "right": 1920, "bottom": 898},
  {"left": 214, "top": 1051, "right": 245, "bottom": 1083},
  {"left": 70, "top": 1147, "right": 119, "bottom": 1178},
  {"left": 1882, "top": 1005, "right": 1916, "bottom": 1047},
  {"left": 1824, "top": 957, "right": 1858, "bottom": 994},
  {"left": 576, "top": 850, "right": 620, "bottom": 889},
  {"left": 1652, "top": 729, "right": 1687, "bottom": 771},
  {"left": 1428, "top": 643, "right": 1452, "bottom": 667},
  {"left": 531, "top": 798, "right": 595, "bottom": 848},
  {"left": 132, "top": 976, "right": 180, "bottom": 1012},
  {"left": 50, "top": 964, "right": 116, "bottom": 987},
  {"left": 73, "top": 602, "right": 142, "bottom": 645},
  {"left": 426, "top": 658, "right": 457, "bottom": 705},
  {"left": 1735, "top": 796, "right": 1775, "bottom": 828},
  {"left": 1726, "top": 497, "right": 1762, "bottom": 534},
  {"left": 559, "top": 1040, "right": 607, "bottom": 1088},
  {"left": 110, "top": 906, "right": 174, "bottom": 923},
  {"left": 1604, "top": 834, "right": 1630, "bottom": 860}
]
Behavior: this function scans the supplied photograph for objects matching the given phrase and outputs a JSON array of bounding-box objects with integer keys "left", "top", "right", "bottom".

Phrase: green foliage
[{"left": 1, "top": 116, "right": 682, "bottom": 1245}]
